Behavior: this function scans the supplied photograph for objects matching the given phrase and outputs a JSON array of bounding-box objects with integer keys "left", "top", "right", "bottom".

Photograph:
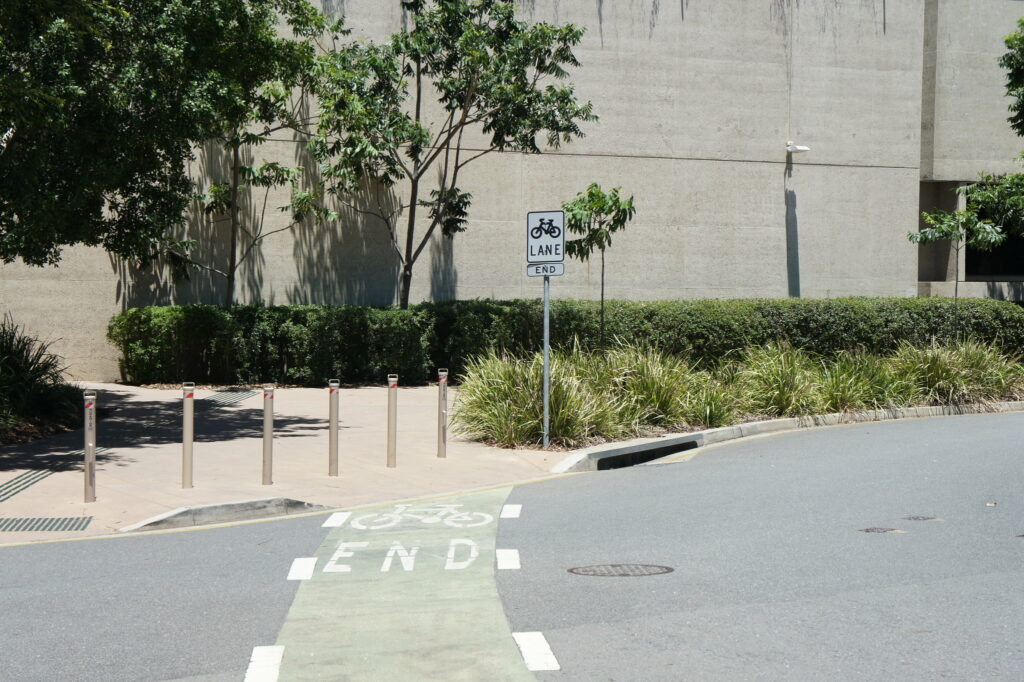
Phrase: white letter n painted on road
[
  {"left": 444, "top": 539, "right": 479, "bottom": 570},
  {"left": 380, "top": 541, "right": 419, "bottom": 572},
  {"left": 323, "top": 542, "right": 369, "bottom": 573}
]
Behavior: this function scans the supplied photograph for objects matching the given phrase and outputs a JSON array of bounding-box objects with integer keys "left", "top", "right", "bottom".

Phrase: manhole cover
[
  {"left": 860, "top": 527, "right": 904, "bottom": 534},
  {"left": 567, "top": 564, "right": 674, "bottom": 577},
  {"left": 903, "top": 516, "right": 939, "bottom": 521}
]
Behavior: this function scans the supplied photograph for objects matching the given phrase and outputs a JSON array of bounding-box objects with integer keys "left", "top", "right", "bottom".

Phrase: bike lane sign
[{"left": 527, "top": 210, "right": 565, "bottom": 264}]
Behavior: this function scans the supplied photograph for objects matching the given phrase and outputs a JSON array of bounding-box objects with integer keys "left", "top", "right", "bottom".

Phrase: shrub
[
  {"left": 107, "top": 297, "right": 1024, "bottom": 385},
  {"left": 0, "top": 315, "right": 80, "bottom": 442}
]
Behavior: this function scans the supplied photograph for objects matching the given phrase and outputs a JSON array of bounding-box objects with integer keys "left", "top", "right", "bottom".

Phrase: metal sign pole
[
  {"left": 182, "top": 382, "right": 194, "bottom": 489},
  {"left": 83, "top": 389, "right": 97, "bottom": 503},
  {"left": 262, "top": 384, "right": 274, "bottom": 485},
  {"left": 543, "top": 275, "right": 551, "bottom": 447},
  {"left": 328, "top": 379, "right": 340, "bottom": 476},
  {"left": 437, "top": 369, "right": 448, "bottom": 458},
  {"left": 386, "top": 375, "right": 398, "bottom": 468}
]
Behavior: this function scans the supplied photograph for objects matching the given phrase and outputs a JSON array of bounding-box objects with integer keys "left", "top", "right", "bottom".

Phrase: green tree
[
  {"left": 309, "top": 0, "right": 595, "bottom": 308},
  {"left": 908, "top": 209, "right": 1005, "bottom": 329},
  {"left": 1000, "top": 16, "right": 1024, "bottom": 137},
  {"left": 563, "top": 183, "right": 636, "bottom": 347},
  {"left": 0, "top": 0, "right": 327, "bottom": 280}
]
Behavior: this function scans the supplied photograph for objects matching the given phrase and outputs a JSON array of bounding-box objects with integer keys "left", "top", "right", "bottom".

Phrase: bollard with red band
[
  {"left": 437, "top": 369, "right": 448, "bottom": 459},
  {"left": 328, "top": 379, "right": 340, "bottom": 476},
  {"left": 83, "top": 389, "right": 97, "bottom": 502},
  {"left": 182, "top": 382, "right": 195, "bottom": 488},
  {"left": 262, "top": 384, "right": 274, "bottom": 485},
  {"left": 386, "top": 374, "right": 398, "bottom": 468}
]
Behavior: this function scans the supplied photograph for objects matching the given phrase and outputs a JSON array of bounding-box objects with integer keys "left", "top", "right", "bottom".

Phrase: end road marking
[
  {"left": 244, "top": 645, "right": 284, "bottom": 682},
  {"left": 287, "top": 558, "right": 318, "bottom": 581},
  {"left": 500, "top": 504, "right": 522, "bottom": 519},
  {"left": 496, "top": 548, "right": 521, "bottom": 570},
  {"left": 322, "top": 511, "right": 352, "bottom": 528},
  {"left": 512, "top": 632, "right": 560, "bottom": 671}
]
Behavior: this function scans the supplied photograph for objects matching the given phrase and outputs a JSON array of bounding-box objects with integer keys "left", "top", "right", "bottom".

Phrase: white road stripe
[
  {"left": 287, "top": 558, "right": 318, "bottom": 581},
  {"left": 244, "top": 645, "right": 284, "bottom": 681},
  {"left": 322, "top": 511, "right": 352, "bottom": 528},
  {"left": 512, "top": 632, "right": 560, "bottom": 671},
  {"left": 500, "top": 504, "right": 522, "bottom": 519},
  {"left": 496, "top": 548, "right": 521, "bottom": 570}
]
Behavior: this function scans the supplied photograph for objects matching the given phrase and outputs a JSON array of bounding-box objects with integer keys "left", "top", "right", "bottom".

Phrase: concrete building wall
[
  {"left": 2, "top": 0, "right": 1021, "bottom": 380},
  {"left": 923, "top": 0, "right": 1023, "bottom": 182}
]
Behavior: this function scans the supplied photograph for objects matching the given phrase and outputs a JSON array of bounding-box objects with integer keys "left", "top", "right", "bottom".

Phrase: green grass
[{"left": 453, "top": 340, "right": 1024, "bottom": 448}]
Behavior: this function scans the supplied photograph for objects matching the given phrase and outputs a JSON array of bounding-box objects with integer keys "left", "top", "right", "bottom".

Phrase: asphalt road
[
  {"left": 2, "top": 414, "right": 1022, "bottom": 681},
  {"left": 497, "top": 413, "right": 1024, "bottom": 681},
  {"left": 0, "top": 515, "right": 329, "bottom": 682}
]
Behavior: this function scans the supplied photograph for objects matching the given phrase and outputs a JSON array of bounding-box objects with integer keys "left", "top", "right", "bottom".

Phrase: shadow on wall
[
  {"left": 784, "top": 157, "right": 801, "bottom": 298},
  {"left": 112, "top": 139, "right": 271, "bottom": 309},
  {"left": 986, "top": 282, "right": 1024, "bottom": 301},
  {"left": 430, "top": 233, "right": 457, "bottom": 302}
]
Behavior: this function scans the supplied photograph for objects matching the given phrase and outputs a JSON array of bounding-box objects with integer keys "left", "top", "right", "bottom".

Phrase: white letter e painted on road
[{"left": 323, "top": 541, "right": 369, "bottom": 573}]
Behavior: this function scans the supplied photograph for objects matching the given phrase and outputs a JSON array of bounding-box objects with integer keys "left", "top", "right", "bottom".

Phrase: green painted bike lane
[{"left": 274, "top": 487, "right": 534, "bottom": 681}]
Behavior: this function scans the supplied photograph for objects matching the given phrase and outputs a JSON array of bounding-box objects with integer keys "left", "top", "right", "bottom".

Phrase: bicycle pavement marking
[{"left": 266, "top": 486, "right": 536, "bottom": 681}]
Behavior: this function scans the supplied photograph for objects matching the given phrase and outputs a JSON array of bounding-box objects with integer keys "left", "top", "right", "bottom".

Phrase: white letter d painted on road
[{"left": 444, "top": 539, "right": 479, "bottom": 570}]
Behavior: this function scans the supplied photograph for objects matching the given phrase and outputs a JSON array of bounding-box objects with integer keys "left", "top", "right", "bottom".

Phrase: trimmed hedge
[{"left": 106, "top": 297, "right": 1024, "bottom": 386}]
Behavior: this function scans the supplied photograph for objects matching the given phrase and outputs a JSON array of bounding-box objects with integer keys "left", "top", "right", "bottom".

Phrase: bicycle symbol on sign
[
  {"left": 530, "top": 218, "right": 561, "bottom": 239},
  {"left": 349, "top": 503, "right": 494, "bottom": 530}
]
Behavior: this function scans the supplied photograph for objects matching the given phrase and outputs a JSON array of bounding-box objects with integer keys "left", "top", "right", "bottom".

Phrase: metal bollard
[
  {"left": 83, "top": 389, "right": 97, "bottom": 503},
  {"left": 262, "top": 384, "right": 274, "bottom": 485},
  {"left": 182, "top": 382, "right": 194, "bottom": 489},
  {"left": 437, "top": 369, "right": 448, "bottom": 459},
  {"left": 386, "top": 374, "right": 398, "bottom": 468},
  {"left": 328, "top": 379, "right": 340, "bottom": 476}
]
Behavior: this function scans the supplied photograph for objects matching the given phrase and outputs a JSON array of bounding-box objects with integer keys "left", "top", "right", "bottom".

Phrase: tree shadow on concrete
[{"left": 0, "top": 388, "right": 324, "bottom": 473}]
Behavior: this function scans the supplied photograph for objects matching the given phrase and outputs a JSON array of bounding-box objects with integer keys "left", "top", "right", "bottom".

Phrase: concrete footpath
[{"left": 0, "top": 383, "right": 559, "bottom": 545}]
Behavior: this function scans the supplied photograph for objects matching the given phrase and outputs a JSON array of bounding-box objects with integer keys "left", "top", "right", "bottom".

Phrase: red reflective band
[
  {"left": 84, "top": 402, "right": 94, "bottom": 409},
  {"left": 264, "top": 393, "right": 274, "bottom": 399},
  {"left": 389, "top": 382, "right": 397, "bottom": 388},
  {"left": 330, "top": 388, "right": 336, "bottom": 394},
  {"left": 185, "top": 393, "right": 194, "bottom": 399}
]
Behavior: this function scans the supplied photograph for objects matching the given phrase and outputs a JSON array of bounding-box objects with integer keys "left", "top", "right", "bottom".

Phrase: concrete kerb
[
  {"left": 118, "top": 498, "right": 328, "bottom": 533},
  {"left": 551, "top": 401, "right": 1024, "bottom": 473}
]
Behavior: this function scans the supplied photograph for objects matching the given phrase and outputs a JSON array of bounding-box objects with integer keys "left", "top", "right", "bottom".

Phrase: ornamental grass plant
[
  {"left": 453, "top": 340, "right": 1024, "bottom": 448},
  {"left": 0, "top": 315, "right": 80, "bottom": 443}
]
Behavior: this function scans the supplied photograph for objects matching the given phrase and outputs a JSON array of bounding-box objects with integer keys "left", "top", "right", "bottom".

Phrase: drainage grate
[
  {"left": 903, "top": 516, "right": 939, "bottom": 521},
  {"left": 568, "top": 564, "right": 674, "bottom": 577},
  {"left": 0, "top": 516, "right": 92, "bottom": 532},
  {"left": 197, "top": 389, "right": 259, "bottom": 412}
]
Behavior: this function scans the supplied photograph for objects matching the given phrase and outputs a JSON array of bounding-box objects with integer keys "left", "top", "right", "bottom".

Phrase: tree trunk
[
  {"left": 225, "top": 134, "right": 241, "bottom": 310},
  {"left": 399, "top": 176, "right": 420, "bottom": 310},
  {"left": 600, "top": 248, "right": 606, "bottom": 349},
  {"left": 953, "top": 242, "right": 960, "bottom": 339}
]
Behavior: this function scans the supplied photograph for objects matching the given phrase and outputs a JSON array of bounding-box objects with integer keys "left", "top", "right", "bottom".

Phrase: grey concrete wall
[
  {"left": 924, "top": 0, "right": 1023, "bottom": 181},
  {"left": 3, "top": 0, "right": 1016, "bottom": 380}
]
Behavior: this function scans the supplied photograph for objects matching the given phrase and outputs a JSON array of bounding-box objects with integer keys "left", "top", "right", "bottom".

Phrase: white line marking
[
  {"left": 496, "top": 548, "right": 521, "bottom": 570},
  {"left": 512, "top": 632, "right": 560, "bottom": 671},
  {"left": 322, "top": 511, "right": 351, "bottom": 528},
  {"left": 244, "top": 645, "right": 284, "bottom": 681},
  {"left": 500, "top": 504, "right": 522, "bottom": 519},
  {"left": 287, "top": 557, "right": 318, "bottom": 581}
]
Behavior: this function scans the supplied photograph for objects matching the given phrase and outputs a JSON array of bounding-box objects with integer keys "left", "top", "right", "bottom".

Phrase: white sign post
[{"left": 527, "top": 211, "right": 565, "bottom": 447}]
